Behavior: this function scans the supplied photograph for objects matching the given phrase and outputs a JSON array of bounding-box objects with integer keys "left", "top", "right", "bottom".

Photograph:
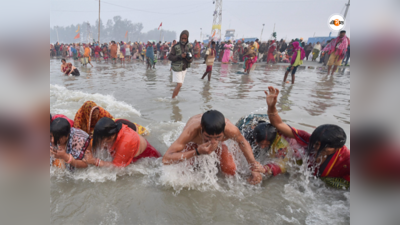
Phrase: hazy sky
[{"left": 50, "top": 0, "right": 350, "bottom": 41}]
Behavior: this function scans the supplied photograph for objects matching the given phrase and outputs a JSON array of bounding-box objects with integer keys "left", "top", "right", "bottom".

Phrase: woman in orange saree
[{"left": 73, "top": 101, "right": 114, "bottom": 135}]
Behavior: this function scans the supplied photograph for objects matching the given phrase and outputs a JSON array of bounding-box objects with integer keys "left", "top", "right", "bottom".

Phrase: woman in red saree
[
  {"left": 257, "top": 87, "right": 350, "bottom": 189},
  {"left": 84, "top": 117, "right": 161, "bottom": 167},
  {"left": 266, "top": 40, "right": 277, "bottom": 64},
  {"left": 73, "top": 101, "right": 114, "bottom": 135}
]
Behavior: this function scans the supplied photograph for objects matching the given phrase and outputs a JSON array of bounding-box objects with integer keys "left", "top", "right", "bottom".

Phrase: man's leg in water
[
  {"left": 201, "top": 71, "right": 207, "bottom": 79},
  {"left": 331, "top": 65, "right": 338, "bottom": 75},
  {"left": 218, "top": 144, "right": 236, "bottom": 176},
  {"left": 172, "top": 83, "right": 182, "bottom": 99},
  {"left": 207, "top": 72, "right": 211, "bottom": 81},
  {"left": 172, "top": 70, "right": 186, "bottom": 98},
  {"left": 327, "top": 65, "right": 332, "bottom": 75}
]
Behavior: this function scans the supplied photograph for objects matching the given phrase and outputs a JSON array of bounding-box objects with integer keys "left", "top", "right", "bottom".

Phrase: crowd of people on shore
[{"left": 50, "top": 34, "right": 350, "bottom": 68}]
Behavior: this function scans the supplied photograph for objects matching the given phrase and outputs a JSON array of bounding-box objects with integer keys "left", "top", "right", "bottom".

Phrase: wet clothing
[
  {"left": 110, "top": 125, "right": 160, "bottom": 167},
  {"left": 289, "top": 126, "right": 350, "bottom": 183},
  {"left": 70, "top": 68, "right": 80, "bottom": 76},
  {"left": 50, "top": 127, "right": 91, "bottom": 172},
  {"left": 65, "top": 128, "right": 91, "bottom": 171},
  {"left": 73, "top": 101, "right": 114, "bottom": 135},
  {"left": 236, "top": 114, "right": 350, "bottom": 189},
  {"left": 264, "top": 126, "right": 350, "bottom": 189}
]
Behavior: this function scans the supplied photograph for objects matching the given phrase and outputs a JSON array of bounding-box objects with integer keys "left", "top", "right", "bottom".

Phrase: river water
[{"left": 50, "top": 58, "right": 350, "bottom": 225}]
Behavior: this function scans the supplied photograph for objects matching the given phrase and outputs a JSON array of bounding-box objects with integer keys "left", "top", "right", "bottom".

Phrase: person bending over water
[
  {"left": 50, "top": 118, "right": 91, "bottom": 171},
  {"left": 61, "top": 59, "right": 67, "bottom": 73},
  {"left": 162, "top": 110, "right": 264, "bottom": 185},
  {"left": 83, "top": 118, "right": 161, "bottom": 167},
  {"left": 64, "top": 63, "right": 80, "bottom": 76},
  {"left": 250, "top": 87, "right": 350, "bottom": 189},
  {"left": 73, "top": 101, "right": 113, "bottom": 135}
]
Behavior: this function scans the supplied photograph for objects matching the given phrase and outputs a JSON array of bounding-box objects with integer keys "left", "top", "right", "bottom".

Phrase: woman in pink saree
[{"left": 222, "top": 40, "right": 232, "bottom": 64}]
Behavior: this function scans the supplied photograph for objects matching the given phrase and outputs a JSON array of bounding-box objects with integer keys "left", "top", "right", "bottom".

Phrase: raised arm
[{"left": 265, "top": 86, "right": 294, "bottom": 138}]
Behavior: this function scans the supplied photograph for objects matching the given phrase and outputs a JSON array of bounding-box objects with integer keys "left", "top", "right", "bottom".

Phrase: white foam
[{"left": 50, "top": 84, "right": 141, "bottom": 119}]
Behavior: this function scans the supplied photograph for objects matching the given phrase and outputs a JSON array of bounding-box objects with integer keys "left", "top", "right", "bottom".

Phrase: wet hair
[
  {"left": 201, "top": 110, "right": 225, "bottom": 135},
  {"left": 308, "top": 124, "right": 347, "bottom": 157},
  {"left": 115, "top": 119, "right": 136, "bottom": 131},
  {"left": 92, "top": 117, "right": 122, "bottom": 150},
  {"left": 50, "top": 118, "right": 71, "bottom": 146},
  {"left": 61, "top": 59, "right": 66, "bottom": 63},
  {"left": 253, "top": 122, "right": 277, "bottom": 149}
]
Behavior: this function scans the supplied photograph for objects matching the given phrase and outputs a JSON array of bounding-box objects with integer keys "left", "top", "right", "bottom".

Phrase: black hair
[
  {"left": 308, "top": 124, "right": 347, "bottom": 157},
  {"left": 50, "top": 118, "right": 71, "bottom": 146},
  {"left": 340, "top": 30, "right": 346, "bottom": 33},
  {"left": 211, "top": 41, "right": 215, "bottom": 45},
  {"left": 50, "top": 114, "right": 52, "bottom": 123},
  {"left": 61, "top": 59, "right": 66, "bottom": 62},
  {"left": 92, "top": 117, "right": 122, "bottom": 151},
  {"left": 255, "top": 39, "right": 259, "bottom": 42},
  {"left": 115, "top": 119, "right": 137, "bottom": 131},
  {"left": 253, "top": 122, "right": 277, "bottom": 149},
  {"left": 201, "top": 110, "right": 225, "bottom": 135}
]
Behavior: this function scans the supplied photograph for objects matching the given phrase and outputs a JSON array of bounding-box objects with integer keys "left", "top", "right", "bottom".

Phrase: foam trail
[{"left": 50, "top": 84, "right": 141, "bottom": 119}]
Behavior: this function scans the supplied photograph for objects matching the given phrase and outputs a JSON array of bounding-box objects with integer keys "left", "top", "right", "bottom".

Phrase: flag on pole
[
  {"left": 74, "top": 33, "right": 80, "bottom": 39},
  {"left": 125, "top": 31, "right": 128, "bottom": 38},
  {"left": 158, "top": 22, "right": 162, "bottom": 30},
  {"left": 76, "top": 25, "right": 80, "bottom": 32},
  {"left": 211, "top": 31, "right": 216, "bottom": 37}
]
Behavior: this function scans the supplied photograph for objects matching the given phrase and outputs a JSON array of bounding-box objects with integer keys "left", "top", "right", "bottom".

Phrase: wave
[{"left": 50, "top": 84, "right": 141, "bottom": 119}]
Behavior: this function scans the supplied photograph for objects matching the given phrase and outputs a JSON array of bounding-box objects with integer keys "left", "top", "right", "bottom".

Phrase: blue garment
[
  {"left": 146, "top": 45, "right": 154, "bottom": 65},
  {"left": 70, "top": 47, "right": 77, "bottom": 54}
]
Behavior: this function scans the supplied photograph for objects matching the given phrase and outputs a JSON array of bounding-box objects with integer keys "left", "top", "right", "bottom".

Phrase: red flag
[
  {"left": 125, "top": 31, "right": 128, "bottom": 38},
  {"left": 74, "top": 33, "right": 80, "bottom": 39},
  {"left": 158, "top": 22, "right": 162, "bottom": 30}
]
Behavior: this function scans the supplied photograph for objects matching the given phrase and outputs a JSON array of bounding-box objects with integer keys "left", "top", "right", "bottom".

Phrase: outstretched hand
[{"left": 264, "top": 86, "right": 280, "bottom": 109}]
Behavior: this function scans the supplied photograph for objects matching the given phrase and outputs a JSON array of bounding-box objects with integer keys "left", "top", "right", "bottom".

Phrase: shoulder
[
  {"left": 224, "top": 118, "right": 242, "bottom": 138},
  {"left": 185, "top": 114, "right": 202, "bottom": 129}
]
